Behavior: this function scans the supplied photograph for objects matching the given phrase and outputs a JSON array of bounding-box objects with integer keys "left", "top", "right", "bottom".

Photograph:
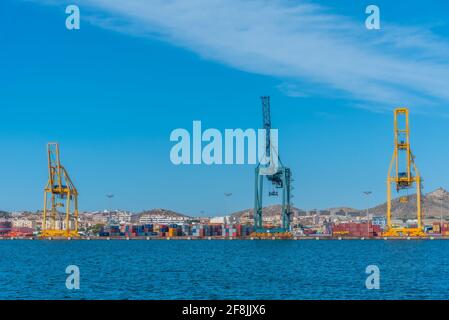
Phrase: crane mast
[
  {"left": 384, "top": 108, "right": 426, "bottom": 237},
  {"left": 254, "top": 96, "right": 292, "bottom": 235},
  {"left": 41, "top": 143, "right": 79, "bottom": 238},
  {"left": 262, "top": 96, "right": 272, "bottom": 158}
]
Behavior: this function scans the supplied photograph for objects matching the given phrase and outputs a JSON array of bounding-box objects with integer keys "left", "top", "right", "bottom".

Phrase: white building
[
  {"left": 210, "top": 216, "right": 230, "bottom": 224},
  {"left": 139, "top": 214, "right": 189, "bottom": 225},
  {"left": 12, "top": 219, "right": 35, "bottom": 229}
]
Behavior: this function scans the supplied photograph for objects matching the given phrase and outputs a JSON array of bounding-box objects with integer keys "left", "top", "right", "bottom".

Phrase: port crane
[
  {"left": 384, "top": 108, "right": 426, "bottom": 237},
  {"left": 41, "top": 143, "right": 79, "bottom": 238},
  {"left": 254, "top": 96, "right": 292, "bottom": 234}
]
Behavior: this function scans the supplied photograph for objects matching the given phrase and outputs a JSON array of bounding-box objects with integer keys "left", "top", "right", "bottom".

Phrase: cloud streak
[{"left": 37, "top": 0, "right": 449, "bottom": 112}]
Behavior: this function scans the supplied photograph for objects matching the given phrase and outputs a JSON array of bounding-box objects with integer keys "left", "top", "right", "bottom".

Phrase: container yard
[{"left": 1, "top": 219, "right": 448, "bottom": 240}]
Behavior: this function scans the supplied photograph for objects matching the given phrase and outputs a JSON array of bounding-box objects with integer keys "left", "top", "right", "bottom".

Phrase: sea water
[{"left": 0, "top": 240, "right": 448, "bottom": 300}]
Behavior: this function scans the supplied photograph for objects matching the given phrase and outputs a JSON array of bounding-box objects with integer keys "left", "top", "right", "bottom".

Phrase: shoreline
[{"left": 0, "top": 235, "right": 447, "bottom": 240}]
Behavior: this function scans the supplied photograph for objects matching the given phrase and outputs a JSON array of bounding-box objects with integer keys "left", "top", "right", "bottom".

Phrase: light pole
[
  {"left": 224, "top": 193, "right": 232, "bottom": 224},
  {"left": 363, "top": 191, "right": 372, "bottom": 236},
  {"left": 440, "top": 191, "right": 444, "bottom": 230},
  {"left": 106, "top": 194, "right": 114, "bottom": 226}
]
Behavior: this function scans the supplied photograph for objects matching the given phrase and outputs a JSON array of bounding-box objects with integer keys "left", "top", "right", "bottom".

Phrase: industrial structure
[
  {"left": 254, "top": 96, "right": 293, "bottom": 235},
  {"left": 384, "top": 108, "right": 426, "bottom": 237},
  {"left": 41, "top": 143, "right": 79, "bottom": 238}
]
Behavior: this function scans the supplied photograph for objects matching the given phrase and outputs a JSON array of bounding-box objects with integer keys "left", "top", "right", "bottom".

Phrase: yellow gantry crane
[
  {"left": 384, "top": 108, "right": 426, "bottom": 237},
  {"left": 41, "top": 142, "right": 79, "bottom": 238}
]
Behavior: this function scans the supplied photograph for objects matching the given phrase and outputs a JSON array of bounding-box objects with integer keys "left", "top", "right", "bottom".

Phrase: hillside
[
  {"left": 230, "top": 188, "right": 449, "bottom": 220},
  {"left": 368, "top": 188, "right": 449, "bottom": 219}
]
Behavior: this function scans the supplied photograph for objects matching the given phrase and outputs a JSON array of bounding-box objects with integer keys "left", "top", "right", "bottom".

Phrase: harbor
[
  {"left": 3, "top": 0, "right": 449, "bottom": 306},
  {"left": 2, "top": 234, "right": 449, "bottom": 241},
  {"left": 1, "top": 106, "right": 448, "bottom": 241}
]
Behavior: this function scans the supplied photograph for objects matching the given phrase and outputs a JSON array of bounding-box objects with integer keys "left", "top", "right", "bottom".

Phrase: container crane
[
  {"left": 41, "top": 142, "right": 79, "bottom": 238},
  {"left": 254, "top": 96, "right": 292, "bottom": 235},
  {"left": 383, "top": 108, "right": 426, "bottom": 237}
]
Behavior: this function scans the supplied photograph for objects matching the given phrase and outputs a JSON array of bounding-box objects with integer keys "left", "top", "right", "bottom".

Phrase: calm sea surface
[{"left": 0, "top": 240, "right": 448, "bottom": 300}]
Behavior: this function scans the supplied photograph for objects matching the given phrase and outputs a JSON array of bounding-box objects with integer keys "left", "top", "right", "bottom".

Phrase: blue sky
[{"left": 1, "top": 0, "right": 449, "bottom": 215}]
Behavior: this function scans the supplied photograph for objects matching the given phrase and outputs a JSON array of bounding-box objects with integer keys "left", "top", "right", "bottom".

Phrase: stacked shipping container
[
  {"left": 430, "top": 222, "right": 449, "bottom": 236},
  {"left": 332, "top": 222, "right": 382, "bottom": 237},
  {"left": 97, "top": 223, "right": 254, "bottom": 238}
]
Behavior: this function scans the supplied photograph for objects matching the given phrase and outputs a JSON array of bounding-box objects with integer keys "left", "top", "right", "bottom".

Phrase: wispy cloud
[{"left": 34, "top": 0, "right": 449, "bottom": 113}]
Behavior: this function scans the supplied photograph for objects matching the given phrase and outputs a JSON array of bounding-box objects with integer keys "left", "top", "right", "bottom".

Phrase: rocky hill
[
  {"left": 230, "top": 188, "right": 449, "bottom": 221},
  {"left": 368, "top": 188, "right": 449, "bottom": 219}
]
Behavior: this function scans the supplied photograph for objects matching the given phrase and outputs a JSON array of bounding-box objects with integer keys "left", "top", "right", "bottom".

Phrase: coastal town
[{"left": 1, "top": 188, "right": 448, "bottom": 239}]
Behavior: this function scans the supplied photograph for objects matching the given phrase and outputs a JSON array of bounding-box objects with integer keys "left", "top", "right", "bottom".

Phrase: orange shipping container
[{"left": 433, "top": 224, "right": 441, "bottom": 233}]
